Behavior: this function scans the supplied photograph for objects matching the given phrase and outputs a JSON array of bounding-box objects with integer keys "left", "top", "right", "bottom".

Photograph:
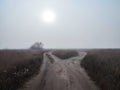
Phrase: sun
[{"left": 42, "top": 10, "right": 56, "bottom": 23}]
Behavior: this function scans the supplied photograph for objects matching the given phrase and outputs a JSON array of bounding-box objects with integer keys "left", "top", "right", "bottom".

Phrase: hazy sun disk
[{"left": 42, "top": 10, "right": 56, "bottom": 23}]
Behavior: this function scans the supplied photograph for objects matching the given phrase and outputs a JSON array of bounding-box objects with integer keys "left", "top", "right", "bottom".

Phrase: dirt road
[{"left": 20, "top": 51, "right": 98, "bottom": 90}]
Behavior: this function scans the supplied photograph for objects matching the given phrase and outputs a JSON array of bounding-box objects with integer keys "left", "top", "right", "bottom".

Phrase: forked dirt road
[{"left": 20, "top": 51, "right": 98, "bottom": 90}]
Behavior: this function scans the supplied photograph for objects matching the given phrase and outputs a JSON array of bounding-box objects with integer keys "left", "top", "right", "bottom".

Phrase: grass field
[
  {"left": 0, "top": 50, "right": 44, "bottom": 90},
  {"left": 81, "top": 49, "right": 120, "bottom": 90},
  {"left": 0, "top": 49, "right": 120, "bottom": 90}
]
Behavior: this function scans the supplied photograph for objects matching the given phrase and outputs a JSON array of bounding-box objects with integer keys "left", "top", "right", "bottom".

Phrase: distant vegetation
[
  {"left": 30, "top": 42, "right": 44, "bottom": 50},
  {"left": 53, "top": 50, "right": 78, "bottom": 59},
  {"left": 81, "top": 49, "right": 120, "bottom": 90},
  {"left": 0, "top": 50, "right": 44, "bottom": 90}
]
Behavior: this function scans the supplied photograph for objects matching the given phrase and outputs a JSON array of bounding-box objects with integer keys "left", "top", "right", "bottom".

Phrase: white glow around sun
[{"left": 42, "top": 10, "right": 56, "bottom": 23}]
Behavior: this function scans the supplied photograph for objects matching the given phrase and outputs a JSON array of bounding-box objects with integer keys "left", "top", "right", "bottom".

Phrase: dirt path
[{"left": 19, "top": 51, "right": 98, "bottom": 90}]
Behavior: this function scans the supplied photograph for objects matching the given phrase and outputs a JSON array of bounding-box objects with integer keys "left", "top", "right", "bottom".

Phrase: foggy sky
[{"left": 0, "top": 0, "right": 120, "bottom": 49}]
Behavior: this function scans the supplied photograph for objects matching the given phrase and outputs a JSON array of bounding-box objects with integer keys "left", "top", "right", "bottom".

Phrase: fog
[{"left": 0, "top": 0, "right": 120, "bottom": 49}]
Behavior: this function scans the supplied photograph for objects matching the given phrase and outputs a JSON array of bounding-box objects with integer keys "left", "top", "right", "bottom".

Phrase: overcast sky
[{"left": 0, "top": 0, "right": 120, "bottom": 49}]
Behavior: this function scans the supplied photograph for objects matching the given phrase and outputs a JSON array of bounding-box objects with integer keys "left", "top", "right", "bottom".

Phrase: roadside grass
[
  {"left": 81, "top": 49, "right": 120, "bottom": 90},
  {"left": 0, "top": 50, "right": 44, "bottom": 90}
]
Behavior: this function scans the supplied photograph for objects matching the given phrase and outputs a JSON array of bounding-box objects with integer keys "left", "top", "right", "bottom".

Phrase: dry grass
[
  {"left": 81, "top": 49, "right": 120, "bottom": 90},
  {"left": 52, "top": 50, "right": 78, "bottom": 59},
  {"left": 1, "top": 49, "right": 120, "bottom": 90},
  {"left": 0, "top": 50, "right": 44, "bottom": 90}
]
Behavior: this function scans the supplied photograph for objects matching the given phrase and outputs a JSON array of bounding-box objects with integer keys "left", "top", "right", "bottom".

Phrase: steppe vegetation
[
  {"left": 81, "top": 49, "right": 120, "bottom": 90},
  {"left": 0, "top": 50, "right": 43, "bottom": 90},
  {"left": 1, "top": 49, "right": 120, "bottom": 90}
]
